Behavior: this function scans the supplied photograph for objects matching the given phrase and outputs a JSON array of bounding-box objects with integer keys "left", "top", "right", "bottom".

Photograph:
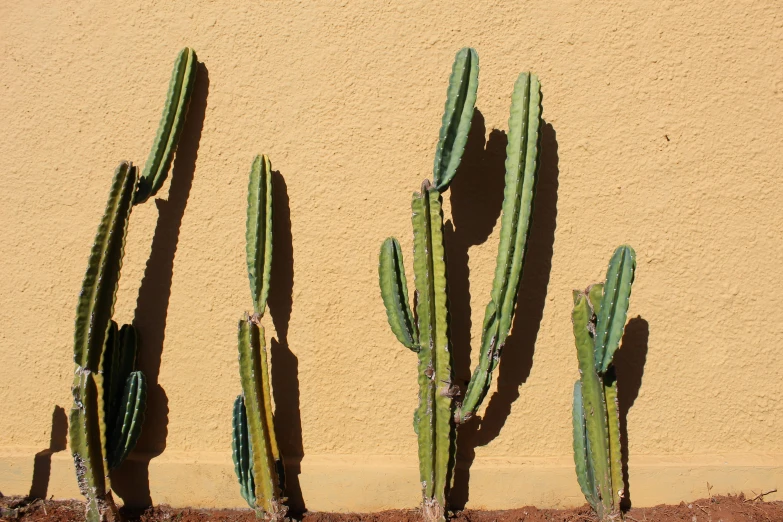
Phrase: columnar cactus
[
  {"left": 571, "top": 245, "right": 637, "bottom": 520},
  {"left": 134, "top": 47, "right": 198, "bottom": 205},
  {"left": 231, "top": 155, "right": 287, "bottom": 521},
  {"left": 70, "top": 162, "right": 147, "bottom": 522},
  {"left": 378, "top": 48, "right": 542, "bottom": 521},
  {"left": 69, "top": 48, "right": 198, "bottom": 521}
]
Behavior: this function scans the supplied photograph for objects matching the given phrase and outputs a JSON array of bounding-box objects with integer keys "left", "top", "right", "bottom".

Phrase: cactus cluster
[
  {"left": 571, "top": 245, "right": 636, "bottom": 520},
  {"left": 65, "top": 44, "right": 647, "bottom": 521},
  {"left": 378, "top": 48, "right": 542, "bottom": 521},
  {"left": 69, "top": 48, "right": 197, "bottom": 522},
  {"left": 231, "top": 155, "right": 287, "bottom": 521}
]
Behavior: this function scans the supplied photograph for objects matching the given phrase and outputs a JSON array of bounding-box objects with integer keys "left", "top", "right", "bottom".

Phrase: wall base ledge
[{"left": 1, "top": 449, "right": 780, "bottom": 511}]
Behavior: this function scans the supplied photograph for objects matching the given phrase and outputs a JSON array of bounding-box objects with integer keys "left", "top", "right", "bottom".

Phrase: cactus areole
[{"left": 378, "top": 48, "right": 542, "bottom": 521}]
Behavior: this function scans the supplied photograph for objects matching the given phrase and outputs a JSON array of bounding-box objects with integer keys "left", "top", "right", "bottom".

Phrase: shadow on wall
[
  {"left": 27, "top": 406, "right": 68, "bottom": 499},
  {"left": 614, "top": 316, "right": 649, "bottom": 511},
  {"left": 111, "top": 62, "right": 209, "bottom": 509},
  {"left": 267, "top": 171, "right": 306, "bottom": 516},
  {"left": 447, "top": 112, "right": 560, "bottom": 510}
]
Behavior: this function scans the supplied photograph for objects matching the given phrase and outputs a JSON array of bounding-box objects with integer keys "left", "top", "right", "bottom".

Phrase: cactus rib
[
  {"left": 379, "top": 237, "right": 418, "bottom": 351},
  {"left": 432, "top": 48, "right": 479, "bottom": 192},
  {"left": 135, "top": 47, "right": 198, "bottom": 204},
  {"left": 458, "top": 72, "right": 542, "bottom": 422}
]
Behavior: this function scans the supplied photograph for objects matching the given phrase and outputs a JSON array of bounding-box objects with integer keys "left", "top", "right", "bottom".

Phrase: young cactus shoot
[{"left": 378, "top": 48, "right": 542, "bottom": 521}]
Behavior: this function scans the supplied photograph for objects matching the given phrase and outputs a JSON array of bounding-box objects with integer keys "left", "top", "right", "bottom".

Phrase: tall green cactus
[
  {"left": 231, "top": 155, "right": 287, "bottom": 521},
  {"left": 70, "top": 162, "right": 148, "bottom": 521},
  {"left": 571, "top": 245, "right": 637, "bottom": 520},
  {"left": 70, "top": 48, "right": 198, "bottom": 521},
  {"left": 378, "top": 48, "right": 542, "bottom": 521},
  {"left": 134, "top": 47, "right": 198, "bottom": 205}
]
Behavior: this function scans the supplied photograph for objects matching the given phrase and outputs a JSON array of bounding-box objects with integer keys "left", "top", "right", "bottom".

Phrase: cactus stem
[
  {"left": 571, "top": 246, "right": 637, "bottom": 520},
  {"left": 378, "top": 49, "right": 542, "bottom": 518}
]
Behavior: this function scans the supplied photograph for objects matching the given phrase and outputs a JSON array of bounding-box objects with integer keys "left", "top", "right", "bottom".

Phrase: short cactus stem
[
  {"left": 378, "top": 48, "right": 542, "bottom": 519},
  {"left": 571, "top": 245, "right": 637, "bottom": 520}
]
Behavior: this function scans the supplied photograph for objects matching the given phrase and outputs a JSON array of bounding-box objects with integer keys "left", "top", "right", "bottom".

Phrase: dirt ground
[{"left": 1, "top": 494, "right": 781, "bottom": 522}]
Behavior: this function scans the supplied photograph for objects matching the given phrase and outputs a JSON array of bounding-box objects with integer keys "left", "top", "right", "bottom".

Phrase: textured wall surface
[{"left": 1, "top": 0, "right": 782, "bottom": 510}]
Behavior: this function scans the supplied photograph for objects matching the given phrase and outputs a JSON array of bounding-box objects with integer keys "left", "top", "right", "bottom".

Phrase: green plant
[
  {"left": 69, "top": 48, "right": 197, "bottom": 522},
  {"left": 378, "top": 48, "right": 542, "bottom": 521},
  {"left": 231, "top": 155, "right": 287, "bottom": 521},
  {"left": 134, "top": 47, "right": 198, "bottom": 205},
  {"left": 571, "top": 245, "right": 637, "bottom": 520},
  {"left": 70, "top": 163, "right": 145, "bottom": 521}
]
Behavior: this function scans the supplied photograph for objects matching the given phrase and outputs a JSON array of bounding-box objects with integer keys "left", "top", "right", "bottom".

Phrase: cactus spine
[
  {"left": 378, "top": 48, "right": 542, "bottom": 521},
  {"left": 134, "top": 47, "right": 198, "bottom": 204},
  {"left": 70, "top": 163, "right": 147, "bottom": 521},
  {"left": 571, "top": 245, "right": 636, "bottom": 520},
  {"left": 231, "top": 155, "right": 287, "bottom": 520},
  {"left": 70, "top": 49, "right": 197, "bottom": 521}
]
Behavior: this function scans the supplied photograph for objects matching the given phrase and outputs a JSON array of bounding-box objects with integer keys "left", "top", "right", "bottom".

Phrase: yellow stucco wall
[{"left": 1, "top": 0, "right": 782, "bottom": 511}]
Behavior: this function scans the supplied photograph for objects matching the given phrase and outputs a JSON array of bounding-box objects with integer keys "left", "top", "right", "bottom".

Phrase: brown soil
[{"left": 1, "top": 495, "right": 781, "bottom": 522}]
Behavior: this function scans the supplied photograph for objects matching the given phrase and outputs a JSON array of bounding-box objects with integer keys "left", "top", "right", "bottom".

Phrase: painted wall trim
[{"left": 1, "top": 449, "right": 781, "bottom": 511}]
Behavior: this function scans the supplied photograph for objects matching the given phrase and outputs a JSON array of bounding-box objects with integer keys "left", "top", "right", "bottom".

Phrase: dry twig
[{"left": 746, "top": 489, "right": 777, "bottom": 503}]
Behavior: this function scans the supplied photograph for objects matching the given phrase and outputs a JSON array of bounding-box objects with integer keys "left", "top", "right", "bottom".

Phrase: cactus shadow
[
  {"left": 267, "top": 171, "right": 306, "bottom": 516},
  {"left": 448, "top": 119, "right": 559, "bottom": 510},
  {"left": 112, "top": 62, "right": 209, "bottom": 510},
  {"left": 27, "top": 406, "right": 68, "bottom": 500},
  {"left": 614, "top": 316, "right": 649, "bottom": 512}
]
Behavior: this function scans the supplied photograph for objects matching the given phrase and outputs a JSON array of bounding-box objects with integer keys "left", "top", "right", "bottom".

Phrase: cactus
[
  {"left": 571, "top": 245, "right": 637, "bottom": 520},
  {"left": 134, "top": 47, "right": 198, "bottom": 204},
  {"left": 69, "top": 48, "right": 197, "bottom": 520},
  {"left": 70, "top": 162, "right": 148, "bottom": 521},
  {"left": 378, "top": 48, "right": 542, "bottom": 521},
  {"left": 231, "top": 155, "right": 287, "bottom": 520}
]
